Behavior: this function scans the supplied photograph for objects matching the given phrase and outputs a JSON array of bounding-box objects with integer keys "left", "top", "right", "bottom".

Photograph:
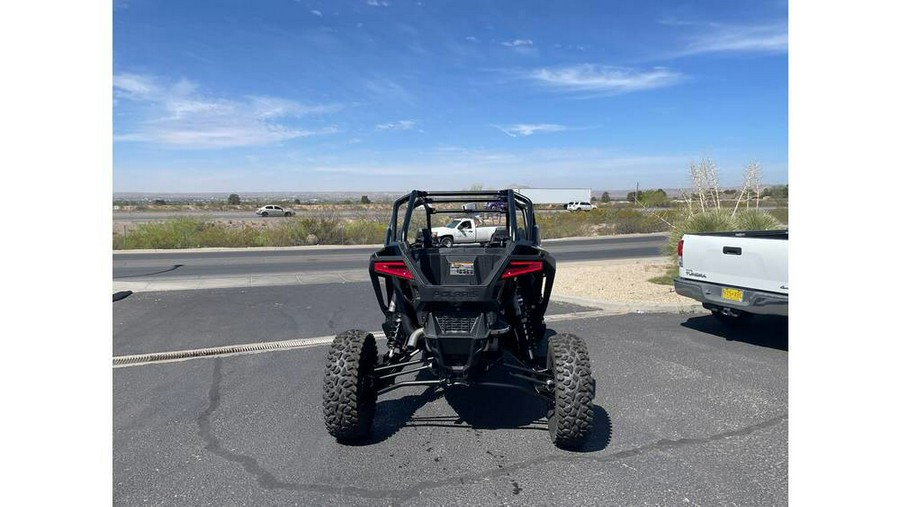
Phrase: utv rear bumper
[{"left": 674, "top": 277, "right": 788, "bottom": 317}]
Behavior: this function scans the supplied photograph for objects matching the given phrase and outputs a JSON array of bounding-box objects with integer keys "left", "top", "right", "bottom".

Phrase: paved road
[
  {"left": 112, "top": 208, "right": 638, "bottom": 222},
  {"left": 112, "top": 234, "right": 667, "bottom": 283},
  {"left": 113, "top": 282, "right": 788, "bottom": 505}
]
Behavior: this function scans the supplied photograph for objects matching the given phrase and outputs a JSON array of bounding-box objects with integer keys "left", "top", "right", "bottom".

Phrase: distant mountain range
[{"left": 113, "top": 184, "right": 785, "bottom": 203}]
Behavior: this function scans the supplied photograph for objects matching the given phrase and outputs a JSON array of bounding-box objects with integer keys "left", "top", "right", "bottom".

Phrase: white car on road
[
  {"left": 566, "top": 201, "right": 595, "bottom": 211},
  {"left": 255, "top": 205, "right": 295, "bottom": 217}
]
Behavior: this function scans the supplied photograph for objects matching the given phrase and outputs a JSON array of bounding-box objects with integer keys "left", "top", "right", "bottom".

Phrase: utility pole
[{"left": 635, "top": 182, "right": 639, "bottom": 204}]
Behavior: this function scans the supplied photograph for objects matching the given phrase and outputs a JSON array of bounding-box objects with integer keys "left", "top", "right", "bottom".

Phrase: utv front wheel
[
  {"left": 323, "top": 330, "right": 378, "bottom": 442},
  {"left": 547, "top": 333, "right": 595, "bottom": 449}
]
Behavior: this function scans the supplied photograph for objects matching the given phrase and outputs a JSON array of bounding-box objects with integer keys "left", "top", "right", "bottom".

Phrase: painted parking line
[{"left": 112, "top": 309, "right": 611, "bottom": 368}]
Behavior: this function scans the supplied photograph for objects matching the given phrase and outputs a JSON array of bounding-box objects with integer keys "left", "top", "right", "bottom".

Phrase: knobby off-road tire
[
  {"left": 323, "top": 330, "right": 378, "bottom": 442},
  {"left": 547, "top": 333, "right": 595, "bottom": 449}
]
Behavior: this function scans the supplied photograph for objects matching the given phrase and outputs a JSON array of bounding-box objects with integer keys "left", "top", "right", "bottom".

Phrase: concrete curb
[{"left": 551, "top": 293, "right": 704, "bottom": 315}]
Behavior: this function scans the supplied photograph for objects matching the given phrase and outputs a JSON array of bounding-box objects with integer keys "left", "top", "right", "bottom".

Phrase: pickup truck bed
[{"left": 674, "top": 230, "right": 788, "bottom": 318}]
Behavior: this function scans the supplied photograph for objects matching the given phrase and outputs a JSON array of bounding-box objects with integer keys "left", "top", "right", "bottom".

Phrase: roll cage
[{"left": 384, "top": 189, "right": 541, "bottom": 246}]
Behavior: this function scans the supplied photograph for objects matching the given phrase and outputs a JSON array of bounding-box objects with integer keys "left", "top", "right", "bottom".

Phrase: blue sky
[{"left": 113, "top": 0, "right": 787, "bottom": 193}]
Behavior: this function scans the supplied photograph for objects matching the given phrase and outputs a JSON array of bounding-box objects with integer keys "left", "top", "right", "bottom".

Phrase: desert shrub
[
  {"left": 342, "top": 219, "right": 387, "bottom": 245},
  {"left": 264, "top": 215, "right": 343, "bottom": 246},
  {"left": 609, "top": 208, "right": 644, "bottom": 234},
  {"left": 665, "top": 208, "right": 784, "bottom": 257},
  {"left": 536, "top": 211, "right": 594, "bottom": 239},
  {"left": 768, "top": 207, "right": 789, "bottom": 225},
  {"left": 115, "top": 218, "right": 266, "bottom": 249},
  {"left": 666, "top": 210, "right": 735, "bottom": 256},
  {"left": 734, "top": 209, "right": 784, "bottom": 231}
]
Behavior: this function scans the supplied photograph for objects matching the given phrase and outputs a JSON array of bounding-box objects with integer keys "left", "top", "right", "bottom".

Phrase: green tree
[
  {"left": 360, "top": 195, "right": 371, "bottom": 204},
  {"left": 227, "top": 193, "right": 241, "bottom": 205},
  {"left": 600, "top": 192, "right": 611, "bottom": 203},
  {"left": 761, "top": 185, "right": 788, "bottom": 198}
]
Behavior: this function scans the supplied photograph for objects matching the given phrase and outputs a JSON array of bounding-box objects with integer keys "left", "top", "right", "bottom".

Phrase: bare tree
[
  {"left": 745, "top": 161, "right": 762, "bottom": 209},
  {"left": 689, "top": 158, "right": 722, "bottom": 212}
]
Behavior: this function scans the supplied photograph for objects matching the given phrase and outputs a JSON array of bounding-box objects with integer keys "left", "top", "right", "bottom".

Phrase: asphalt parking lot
[{"left": 114, "top": 283, "right": 788, "bottom": 505}]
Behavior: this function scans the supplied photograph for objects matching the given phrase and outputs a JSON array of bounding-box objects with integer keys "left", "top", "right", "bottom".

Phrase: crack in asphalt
[
  {"left": 197, "top": 360, "right": 787, "bottom": 502},
  {"left": 197, "top": 359, "right": 296, "bottom": 491}
]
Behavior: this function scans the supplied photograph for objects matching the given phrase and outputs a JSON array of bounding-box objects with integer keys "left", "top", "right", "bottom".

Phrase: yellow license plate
[{"left": 722, "top": 287, "right": 744, "bottom": 302}]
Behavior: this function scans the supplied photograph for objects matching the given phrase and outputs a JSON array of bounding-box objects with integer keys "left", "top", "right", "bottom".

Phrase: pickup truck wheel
[
  {"left": 440, "top": 236, "right": 454, "bottom": 248},
  {"left": 323, "top": 330, "right": 378, "bottom": 442},
  {"left": 712, "top": 309, "right": 754, "bottom": 327},
  {"left": 547, "top": 333, "right": 595, "bottom": 449}
]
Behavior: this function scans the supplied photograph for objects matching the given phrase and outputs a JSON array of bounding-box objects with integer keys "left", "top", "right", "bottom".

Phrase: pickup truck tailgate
[{"left": 681, "top": 234, "right": 788, "bottom": 295}]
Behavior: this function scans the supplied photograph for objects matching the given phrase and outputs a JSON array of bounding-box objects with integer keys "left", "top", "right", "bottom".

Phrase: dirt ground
[{"left": 552, "top": 257, "right": 694, "bottom": 306}]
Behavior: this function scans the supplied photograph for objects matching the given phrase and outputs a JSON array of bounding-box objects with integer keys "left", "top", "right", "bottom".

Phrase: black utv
[{"left": 322, "top": 190, "right": 596, "bottom": 448}]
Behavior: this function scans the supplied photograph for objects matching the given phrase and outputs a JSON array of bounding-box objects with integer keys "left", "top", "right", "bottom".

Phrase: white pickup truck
[
  {"left": 674, "top": 230, "right": 788, "bottom": 325},
  {"left": 431, "top": 217, "right": 499, "bottom": 248}
]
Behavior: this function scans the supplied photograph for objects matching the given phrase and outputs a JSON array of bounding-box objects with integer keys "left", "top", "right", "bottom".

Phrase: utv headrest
[{"left": 488, "top": 228, "right": 510, "bottom": 246}]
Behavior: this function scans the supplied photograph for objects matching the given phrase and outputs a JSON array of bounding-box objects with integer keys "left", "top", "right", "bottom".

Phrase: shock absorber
[
  {"left": 384, "top": 299, "right": 404, "bottom": 358},
  {"left": 514, "top": 287, "right": 537, "bottom": 361}
]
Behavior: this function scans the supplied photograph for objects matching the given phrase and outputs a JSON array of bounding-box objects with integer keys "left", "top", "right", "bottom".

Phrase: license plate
[
  {"left": 721, "top": 287, "right": 743, "bottom": 302},
  {"left": 450, "top": 261, "right": 474, "bottom": 276}
]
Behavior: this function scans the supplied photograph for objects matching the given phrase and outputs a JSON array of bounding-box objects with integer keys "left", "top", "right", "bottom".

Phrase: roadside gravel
[{"left": 553, "top": 256, "right": 702, "bottom": 313}]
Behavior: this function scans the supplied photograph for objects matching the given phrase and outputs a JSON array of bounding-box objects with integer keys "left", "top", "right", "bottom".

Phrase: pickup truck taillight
[
  {"left": 677, "top": 239, "right": 684, "bottom": 267},
  {"left": 501, "top": 261, "right": 543, "bottom": 279},
  {"left": 373, "top": 261, "right": 414, "bottom": 280}
]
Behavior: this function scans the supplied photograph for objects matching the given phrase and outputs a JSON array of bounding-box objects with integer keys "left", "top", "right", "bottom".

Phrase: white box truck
[{"left": 513, "top": 188, "right": 591, "bottom": 206}]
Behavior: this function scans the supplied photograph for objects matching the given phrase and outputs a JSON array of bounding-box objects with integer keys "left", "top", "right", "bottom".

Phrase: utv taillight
[
  {"left": 373, "top": 261, "right": 414, "bottom": 280},
  {"left": 501, "top": 261, "right": 543, "bottom": 279}
]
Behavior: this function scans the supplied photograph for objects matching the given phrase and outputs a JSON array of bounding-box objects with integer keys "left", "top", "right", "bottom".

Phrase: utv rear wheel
[
  {"left": 440, "top": 236, "right": 454, "bottom": 248},
  {"left": 323, "top": 330, "right": 378, "bottom": 442},
  {"left": 547, "top": 333, "right": 594, "bottom": 449}
]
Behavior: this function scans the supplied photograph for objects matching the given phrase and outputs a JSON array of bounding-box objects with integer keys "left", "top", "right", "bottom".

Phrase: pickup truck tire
[
  {"left": 547, "top": 333, "right": 594, "bottom": 449},
  {"left": 323, "top": 330, "right": 378, "bottom": 442},
  {"left": 439, "top": 236, "right": 454, "bottom": 248},
  {"left": 712, "top": 309, "right": 754, "bottom": 327}
]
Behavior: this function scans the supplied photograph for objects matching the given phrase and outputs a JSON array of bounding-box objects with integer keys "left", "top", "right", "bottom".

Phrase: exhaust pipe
[{"left": 406, "top": 327, "right": 425, "bottom": 349}]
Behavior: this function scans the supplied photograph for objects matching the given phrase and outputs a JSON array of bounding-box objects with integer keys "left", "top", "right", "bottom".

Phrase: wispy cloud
[
  {"left": 493, "top": 124, "right": 567, "bottom": 137},
  {"left": 671, "top": 22, "right": 787, "bottom": 57},
  {"left": 528, "top": 64, "right": 684, "bottom": 95},
  {"left": 501, "top": 39, "right": 533, "bottom": 47},
  {"left": 365, "top": 0, "right": 389, "bottom": 6},
  {"left": 305, "top": 147, "right": 692, "bottom": 188},
  {"left": 310, "top": 10, "right": 322, "bottom": 17},
  {"left": 375, "top": 119, "right": 417, "bottom": 131},
  {"left": 113, "top": 73, "right": 341, "bottom": 148}
]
